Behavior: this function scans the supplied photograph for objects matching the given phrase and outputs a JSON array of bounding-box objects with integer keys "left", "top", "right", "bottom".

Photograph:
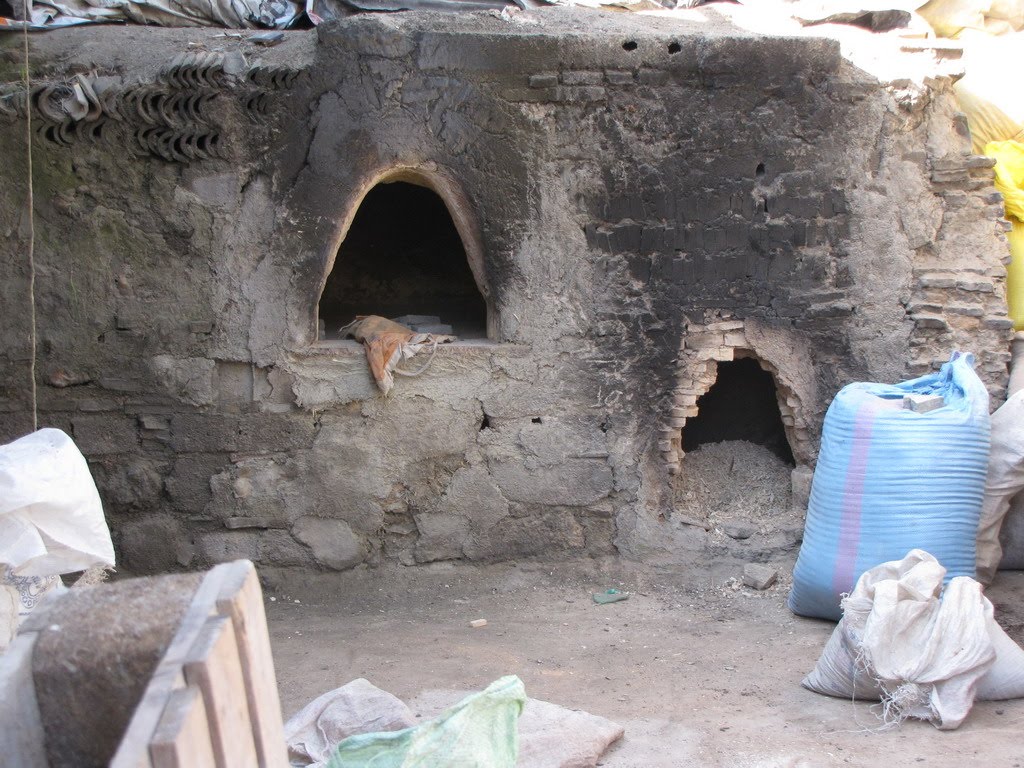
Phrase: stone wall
[{"left": 0, "top": 10, "right": 1012, "bottom": 572}]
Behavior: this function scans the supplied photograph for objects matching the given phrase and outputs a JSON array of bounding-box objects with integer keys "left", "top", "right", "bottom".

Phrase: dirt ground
[{"left": 265, "top": 557, "right": 1024, "bottom": 767}]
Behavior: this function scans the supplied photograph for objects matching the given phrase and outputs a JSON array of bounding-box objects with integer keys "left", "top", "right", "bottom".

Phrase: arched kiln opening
[
  {"left": 681, "top": 357, "right": 794, "bottom": 465},
  {"left": 318, "top": 180, "right": 488, "bottom": 340}
]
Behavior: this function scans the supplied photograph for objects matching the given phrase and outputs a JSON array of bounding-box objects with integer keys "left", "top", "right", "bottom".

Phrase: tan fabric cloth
[{"left": 339, "top": 316, "right": 454, "bottom": 395}]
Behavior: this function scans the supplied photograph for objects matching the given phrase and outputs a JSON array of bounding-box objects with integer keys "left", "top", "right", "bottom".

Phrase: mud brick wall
[{"left": 0, "top": 10, "right": 1012, "bottom": 572}]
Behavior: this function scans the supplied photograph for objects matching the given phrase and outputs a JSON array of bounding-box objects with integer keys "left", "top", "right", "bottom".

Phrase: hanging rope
[
  {"left": 21, "top": 0, "right": 38, "bottom": 433},
  {"left": 393, "top": 337, "right": 441, "bottom": 378}
]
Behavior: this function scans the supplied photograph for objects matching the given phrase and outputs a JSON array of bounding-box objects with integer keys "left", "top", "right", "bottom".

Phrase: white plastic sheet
[
  {"left": 2, "top": 0, "right": 300, "bottom": 29},
  {"left": 0, "top": 428, "right": 114, "bottom": 578}
]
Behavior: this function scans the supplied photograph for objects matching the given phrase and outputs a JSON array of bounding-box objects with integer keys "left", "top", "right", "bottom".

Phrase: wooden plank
[
  {"left": 150, "top": 686, "right": 217, "bottom": 768},
  {"left": 0, "top": 632, "right": 49, "bottom": 768},
  {"left": 183, "top": 616, "right": 259, "bottom": 768},
  {"left": 111, "top": 563, "right": 240, "bottom": 768},
  {"left": 215, "top": 562, "right": 289, "bottom": 768}
]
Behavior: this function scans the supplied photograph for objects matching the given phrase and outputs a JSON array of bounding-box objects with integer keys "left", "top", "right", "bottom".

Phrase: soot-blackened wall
[{"left": 0, "top": 10, "right": 1013, "bottom": 573}]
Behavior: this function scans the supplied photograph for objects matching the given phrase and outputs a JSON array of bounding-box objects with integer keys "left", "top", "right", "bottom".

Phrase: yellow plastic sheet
[
  {"left": 986, "top": 141, "right": 1024, "bottom": 329},
  {"left": 987, "top": 141, "right": 1024, "bottom": 221},
  {"left": 1007, "top": 221, "right": 1024, "bottom": 331}
]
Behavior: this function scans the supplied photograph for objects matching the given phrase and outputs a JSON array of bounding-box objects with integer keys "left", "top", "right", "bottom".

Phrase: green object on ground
[
  {"left": 327, "top": 675, "right": 526, "bottom": 768},
  {"left": 593, "top": 589, "right": 630, "bottom": 604}
]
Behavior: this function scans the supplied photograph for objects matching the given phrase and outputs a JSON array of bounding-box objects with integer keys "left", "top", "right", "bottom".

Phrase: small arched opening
[
  {"left": 681, "top": 356, "right": 794, "bottom": 465},
  {"left": 671, "top": 353, "right": 797, "bottom": 536},
  {"left": 318, "top": 179, "right": 489, "bottom": 340}
]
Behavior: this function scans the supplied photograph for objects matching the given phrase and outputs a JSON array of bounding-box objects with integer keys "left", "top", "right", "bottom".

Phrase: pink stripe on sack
[{"left": 832, "top": 399, "right": 880, "bottom": 596}]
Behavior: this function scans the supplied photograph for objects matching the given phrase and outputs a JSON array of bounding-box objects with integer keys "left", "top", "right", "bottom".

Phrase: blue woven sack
[{"left": 788, "top": 352, "right": 991, "bottom": 620}]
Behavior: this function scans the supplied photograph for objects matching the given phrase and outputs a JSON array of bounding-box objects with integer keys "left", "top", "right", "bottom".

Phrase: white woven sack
[
  {"left": 976, "top": 390, "right": 1024, "bottom": 583},
  {"left": 803, "top": 550, "right": 1024, "bottom": 729}
]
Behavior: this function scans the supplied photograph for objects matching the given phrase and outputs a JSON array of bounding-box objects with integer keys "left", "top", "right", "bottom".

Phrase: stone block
[
  {"left": 932, "top": 169, "right": 970, "bottom": 184},
  {"left": 528, "top": 73, "right": 558, "bottom": 88},
  {"left": 906, "top": 302, "right": 942, "bottom": 314},
  {"left": 965, "top": 154, "right": 997, "bottom": 169},
  {"left": 166, "top": 453, "right": 228, "bottom": 512},
  {"left": 196, "top": 529, "right": 258, "bottom": 563},
  {"left": 255, "top": 365, "right": 297, "bottom": 407},
  {"left": 71, "top": 415, "right": 138, "bottom": 455},
  {"left": 560, "top": 70, "right": 602, "bottom": 85},
  {"left": 120, "top": 516, "right": 193, "bottom": 572},
  {"left": 487, "top": 512, "right": 585, "bottom": 558},
  {"left": 917, "top": 273, "right": 958, "bottom": 289},
  {"left": 604, "top": 69, "right": 634, "bottom": 85},
  {"left": 490, "top": 458, "right": 612, "bottom": 507},
  {"left": 413, "top": 512, "right": 468, "bottom": 563},
  {"left": 696, "top": 346, "right": 734, "bottom": 361},
  {"left": 673, "top": 392, "right": 698, "bottom": 407},
  {"left": 171, "top": 414, "right": 241, "bottom": 452},
  {"left": 956, "top": 279, "right": 995, "bottom": 293},
  {"left": 97, "top": 378, "right": 145, "bottom": 393},
  {"left": 258, "top": 530, "right": 318, "bottom": 566},
  {"left": 138, "top": 414, "right": 170, "bottom": 431},
  {"left": 903, "top": 393, "right": 945, "bottom": 413},
  {"left": 911, "top": 314, "right": 950, "bottom": 331},
  {"left": 292, "top": 516, "right": 365, "bottom": 570},
  {"left": 683, "top": 332, "right": 725, "bottom": 350},
  {"left": 92, "top": 457, "right": 165, "bottom": 513},
  {"left": 438, "top": 466, "right": 509, "bottom": 526},
  {"left": 150, "top": 355, "right": 216, "bottom": 407},
  {"left": 518, "top": 421, "right": 607, "bottom": 466},
  {"left": 237, "top": 413, "right": 317, "bottom": 453},
  {"left": 197, "top": 530, "right": 311, "bottom": 567},
  {"left": 637, "top": 68, "right": 669, "bottom": 86},
  {"left": 944, "top": 303, "right": 984, "bottom": 317},
  {"left": 554, "top": 86, "right": 606, "bottom": 103},
  {"left": 984, "top": 316, "right": 1015, "bottom": 330},
  {"left": 704, "top": 319, "right": 742, "bottom": 332},
  {"left": 216, "top": 361, "right": 254, "bottom": 406},
  {"left": 742, "top": 563, "right": 778, "bottom": 590}
]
